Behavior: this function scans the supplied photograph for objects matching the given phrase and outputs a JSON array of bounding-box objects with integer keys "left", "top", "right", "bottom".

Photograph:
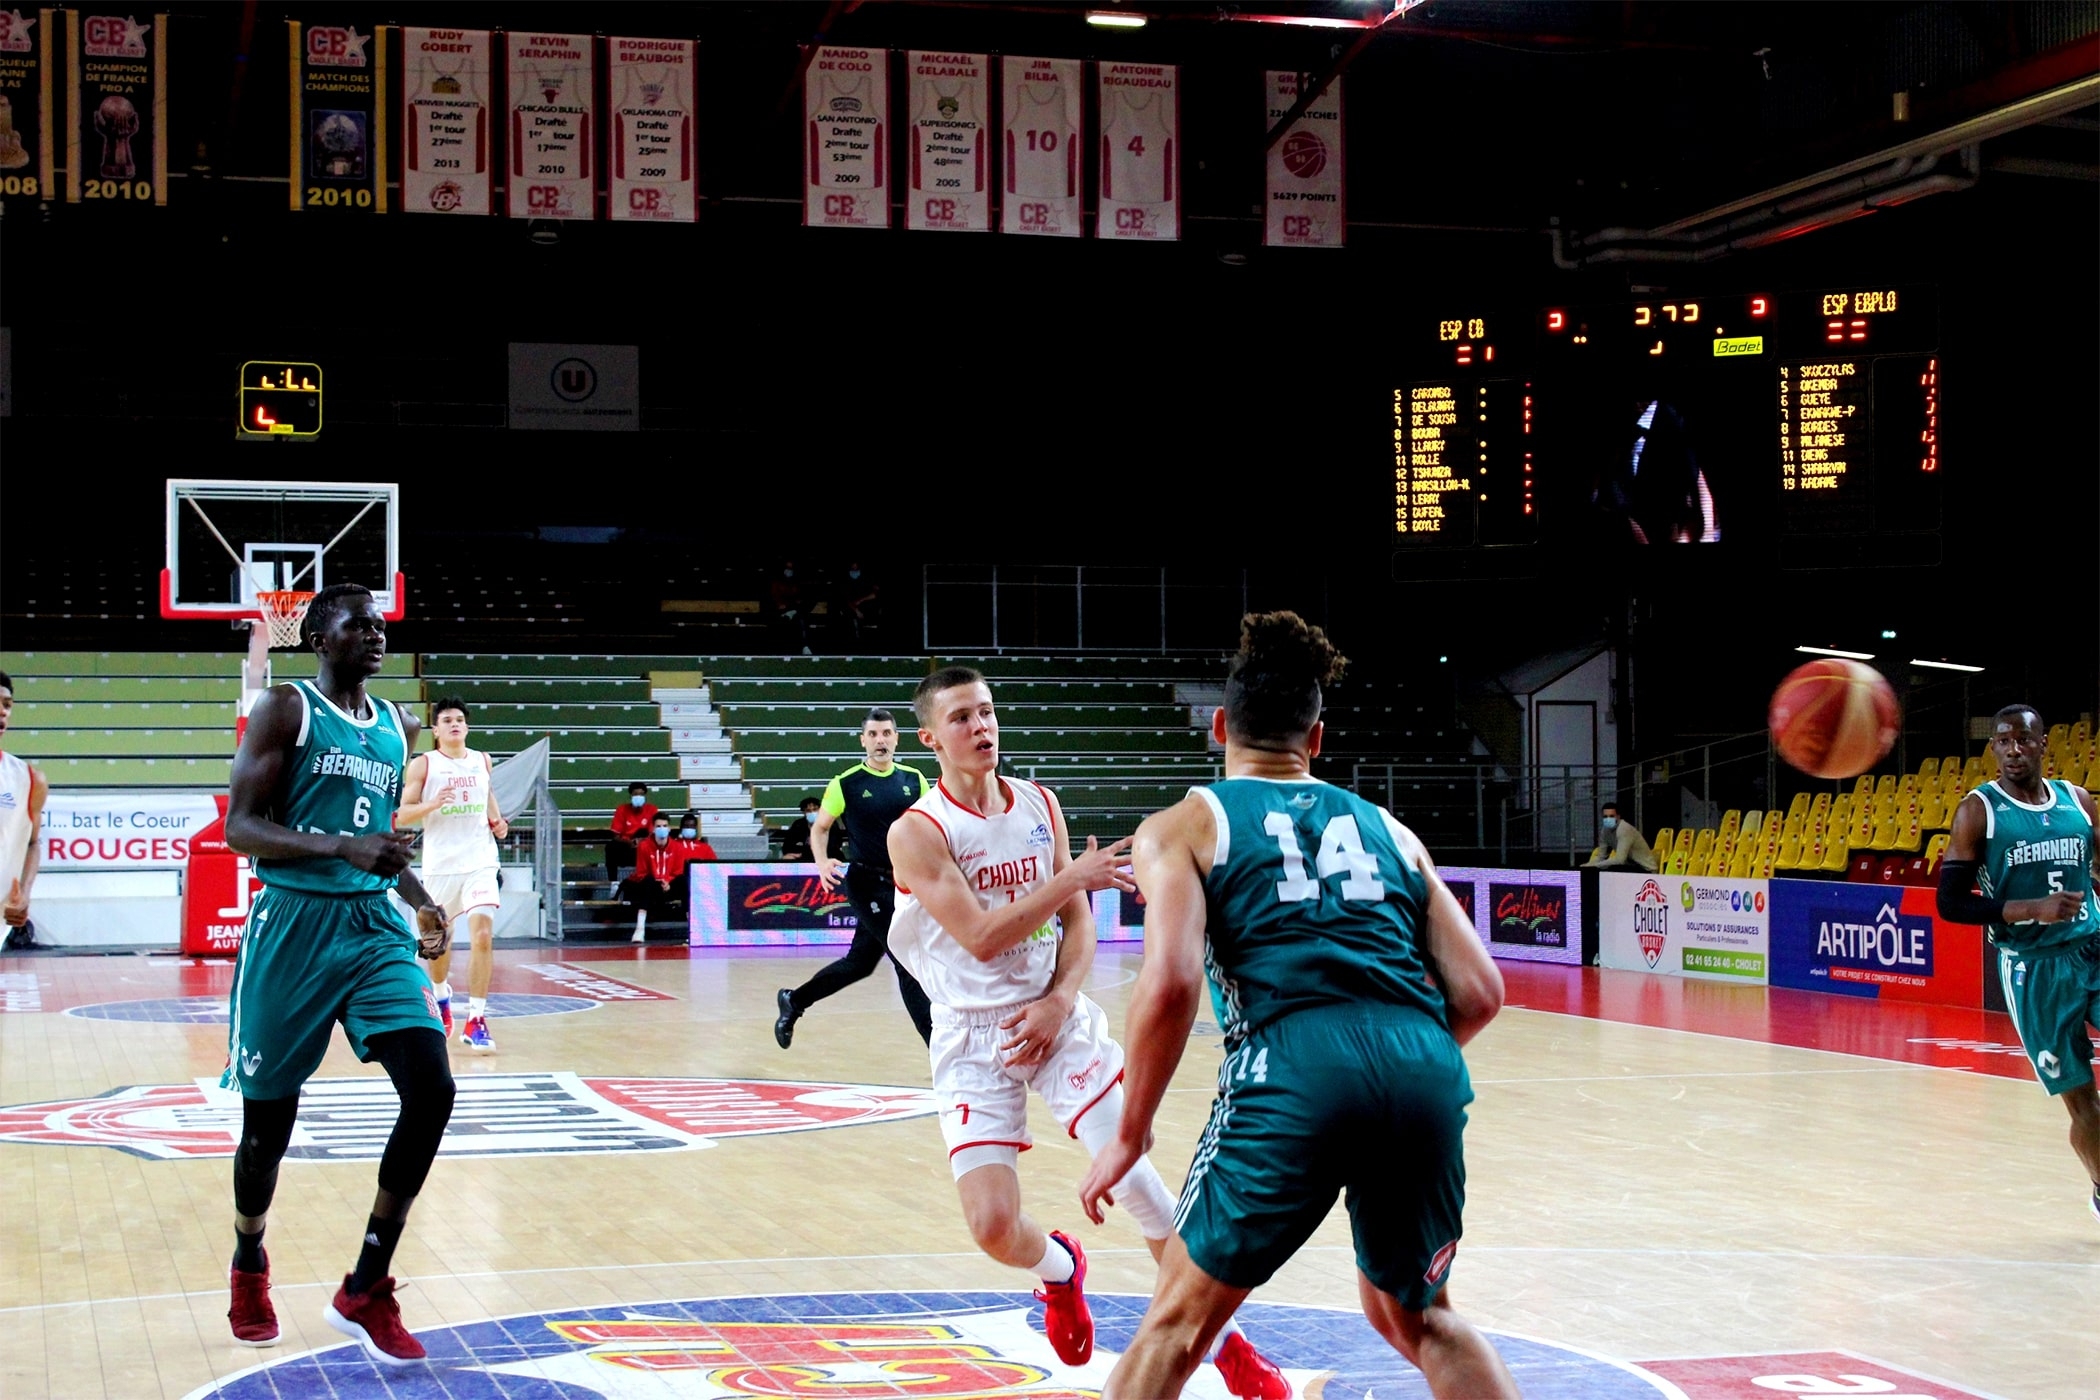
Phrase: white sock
[
  {"left": 467, "top": 997, "right": 486, "bottom": 1018},
  {"left": 1206, "top": 1318, "right": 1244, "bottom": 1360},
  {"left": 1031, "top": 1234, "right": 1075, "bottom": 1285},
  {"left": 432, "top": 981, "right": 452, "bottom": 1003},
  {"left": 1074, "top": 1086, "right": 1179, "bottom": 1238}
]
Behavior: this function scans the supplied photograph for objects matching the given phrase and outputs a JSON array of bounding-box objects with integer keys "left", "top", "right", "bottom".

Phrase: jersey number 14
[{"left": 1264, "top": 812, "right": 1384, "bottom": 903}]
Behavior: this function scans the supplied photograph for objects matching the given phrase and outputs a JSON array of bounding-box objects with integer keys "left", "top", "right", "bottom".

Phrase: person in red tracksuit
[
  {"left": 606, "top": 782, "right": 659, "bottom": 885},
  {"left": 619, "top": 812, "right": 712, "bottom": 942}
]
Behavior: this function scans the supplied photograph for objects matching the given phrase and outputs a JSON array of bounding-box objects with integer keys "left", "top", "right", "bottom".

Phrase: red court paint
[{"left": 1637, "top": 1350, "right": 2000, "bottom": 1399}]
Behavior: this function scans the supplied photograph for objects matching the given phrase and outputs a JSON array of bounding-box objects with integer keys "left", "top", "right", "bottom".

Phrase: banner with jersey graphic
[
  {"left": 506, "top": 30, "right": 593, "bottom": 220},
  {"left": 999, "top": 54, "right": 1079, "bottom": 237},
  {"left": 608, "top": 35, "right": 695, "bottom": 223},
  {"left": 288, "top": 20, "right": 387, "bottom": 213},
  {"left": 1264, "top": 70, "right": 1343, "bottom": 248},
  {"left": 401, "top": 25, "right": 491, "bottom": 215},
  {"left": 0, "top": 8, "right": 55, "bottom": 204},
  {"left": 905, "top": 49, "right": 986, "bottom": 233},
  {"left": 804, "top": 45, "right": 887, "bottom": 229},
  {"left": 1097, "top": 61, "right": 1176, "bottom": 241},
  {"left": 67, "top": 9, "right": 164, "bottom": 205}
]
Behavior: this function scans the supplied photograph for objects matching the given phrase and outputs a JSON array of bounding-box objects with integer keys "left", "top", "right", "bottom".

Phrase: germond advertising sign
[{"left": 1601, "top": 872, "right": 1771, "bottom": 983}]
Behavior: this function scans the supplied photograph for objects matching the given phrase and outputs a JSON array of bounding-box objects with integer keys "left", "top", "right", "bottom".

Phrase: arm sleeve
[
  {"left": 820, "top": 774, "right": 849, "bottom": 819},
  {"left": 1935, "top": 859, "right": 2003, "bottom": 927}
]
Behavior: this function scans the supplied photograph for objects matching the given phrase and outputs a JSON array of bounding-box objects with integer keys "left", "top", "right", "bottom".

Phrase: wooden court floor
[{"left": 1, "top": 943, "right": 2096, "bottom": 1399}]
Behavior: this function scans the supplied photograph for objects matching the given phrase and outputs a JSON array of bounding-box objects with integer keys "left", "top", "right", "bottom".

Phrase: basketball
[
  {"left": 1767, "top": 658, "right": 1901, "bottom": 779},
  {"left": 1281, "top": 129, "right": 1328, "bottom": 179}
]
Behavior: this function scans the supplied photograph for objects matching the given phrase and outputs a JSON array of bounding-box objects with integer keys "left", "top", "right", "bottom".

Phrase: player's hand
[
  {"left": 998, "top": 994, "right": 1072, "bottom": 1069},
  {"left": 814, "top": 855, "right": 844, "bottom": 892},
  {"left": 489, "top": 816, "right": 509, "bottom": 840},
  {"left": 3, "top": 880, "right": 27, "bottom": 927},
  {"left": 1077, "top": 1130, "right": 1150, "bottom": 1227},
  {"left": 2014, "top": 890, "right": 2086, "bottom": 924},
  {"left": 1070, "top": 836, "right": 1137, "bottom": 895},
  {"left": 414, "top": 904, "right": 450, "bottom": 961},
  {"left": 341, "top": 831, "right": 416, "bottom": 876}
]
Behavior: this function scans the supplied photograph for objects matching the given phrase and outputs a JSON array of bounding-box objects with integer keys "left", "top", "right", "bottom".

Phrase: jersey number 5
[{"left": 1263, "top": 811, "right": 1384, "bottom": 904}]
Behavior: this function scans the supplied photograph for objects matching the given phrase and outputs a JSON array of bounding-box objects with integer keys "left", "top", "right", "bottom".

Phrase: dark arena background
[{"left": 1, "top": 4, "right": 2097, "bottom": 1398}]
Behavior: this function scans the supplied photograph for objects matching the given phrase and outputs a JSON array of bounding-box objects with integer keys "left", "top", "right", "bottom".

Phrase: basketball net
[{"left": 255, "top": 589, "right": 316, "bottom": 651}]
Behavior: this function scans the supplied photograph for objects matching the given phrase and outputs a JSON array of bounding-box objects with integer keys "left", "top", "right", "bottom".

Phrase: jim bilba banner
[{"left": 1000, "top": 54, "right": 1079, "bottom": 237}]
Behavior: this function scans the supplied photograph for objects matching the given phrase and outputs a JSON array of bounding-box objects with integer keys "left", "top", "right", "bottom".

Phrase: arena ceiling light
[
  {"left": 1795, "top": 645, "right": 1877, "bottom": 661},
  {"left": 1085, "top": 9, "right": 1149, "bottom": 27},
  {"left": 1910, "top": 658, "right": 1985, "bottom": 672}
]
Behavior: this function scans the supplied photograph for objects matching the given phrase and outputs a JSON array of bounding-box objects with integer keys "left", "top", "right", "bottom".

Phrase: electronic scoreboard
[{"left": 1390, "top": 285, "right": 1939, "bottom": 564}]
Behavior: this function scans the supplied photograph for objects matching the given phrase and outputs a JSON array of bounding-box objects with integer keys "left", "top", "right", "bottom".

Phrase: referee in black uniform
[{"left": 775, "top": 708, "right": 935, "bottom": 1047}]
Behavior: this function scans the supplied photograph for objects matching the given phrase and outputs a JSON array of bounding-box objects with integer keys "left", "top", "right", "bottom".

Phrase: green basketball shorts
[
  {"left": 1173, "top": 1003, "right": 1473, "bottom": 1312},
  {"left": 222, "top": 886, "right": 442, "bottom": 1100},
  {"left": 1997, "top": 934, "right": 2100, "bottom": 1096}
]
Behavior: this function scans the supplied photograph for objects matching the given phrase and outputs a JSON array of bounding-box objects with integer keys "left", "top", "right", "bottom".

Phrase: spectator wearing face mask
[
  {"left": 835, "top": 562, "right": 880, "bottom": 644},
  {"left": 671, "top": 809, "right": 718, "bottom": 868},
  {"left": 779, "top": 796, "right": 823, "bottom": 861},
  {"left": 607, "top": 782, "right": 659, "bottom": 886},
  {"left": 1582, "top": 801, "right": 1658, "bottom": 871},
  {"left": 622, "top": 812, "right": 699, "bottom": 942}
]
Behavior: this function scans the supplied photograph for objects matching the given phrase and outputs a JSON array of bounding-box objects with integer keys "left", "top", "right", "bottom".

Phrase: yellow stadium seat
[
  {"left": 1874, "top": 774, "right": 1898, "bottom": 800},
  {"left": 1667, "top": 829, "right": 1696, "bottom": 875},
  {"left": 2073, "top": 720, "right": 2091, "bottom": 749},
  {"left": 1782, "top": 811, "right": 1805, "bottom": 839},
  {"left": 1919, "top": 792, "right": 1948, "bottom": 830},
  {"left": 1923, "top": 832, "right": 1949, "bottom": 871},
  {"left": 1916, "top": 757, "right": 1939, "bottom": 782},
  {"left": 1705, "top": 835, "right": 1734, "bottom": 877},
  {"left": 2064, "top": 756, "right": 2088, "bottom": 786},
  {"left": 1719, "top": 809, "right": 1742, "bottom": 840},
  {"left": 1726, "top": 845, "right": 1753, "bottom": 878},
  {"left": 1689, "top": 829, "right": 1714, "bottom": 872},
  {"left": 1738, "top": 810, "right": 1760, "bottom": 841},
  {"left": 1893, "top": 814, "right": 1922, "bottom": 852},
  {"left": 1983, "top": 749, "right": 2000, "bottom": 778},
  {"left": 1651, "top": 828, "right": 1674, "bottom": 864},
  {"left": 2048, "top": 722, "right": 2069, "bottom": 748},
  {"left": 1820, "top": 832, "right": 1851, "bottom": 872},
  {"left": 1777, "top": 834, "right": 1805, "bottom": 870},
  {"left": 1853, "top": 775, "right": 1877, "bottom": 802},
  {"left": 1867, "top": 814, "right": 1897, "bottom": 850},
  {"left": 1787, "top": 792, "right": 1811, "bottom": 822},
  {"left": 1755, "top": 847, "right": 1779, "bottom": 878},
  {"left": 1940, "top": 755, "right": 1962, "bottom": 779}
]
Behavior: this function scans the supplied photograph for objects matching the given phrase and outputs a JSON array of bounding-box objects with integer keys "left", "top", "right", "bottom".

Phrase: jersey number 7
[{"left": 1264, "top": 812, "right": 1385, "bottom": 904}]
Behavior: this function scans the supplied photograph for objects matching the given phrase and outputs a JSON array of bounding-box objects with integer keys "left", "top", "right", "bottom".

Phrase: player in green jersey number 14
[
  {"left": 220, "top": 584, "right": 458, "bottom": 1367},
  {"left": 1939, "top": 704, "right": 2100, "bottom": 1224}
]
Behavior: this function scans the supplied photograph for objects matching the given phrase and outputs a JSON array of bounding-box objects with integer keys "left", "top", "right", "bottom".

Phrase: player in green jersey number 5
[
  {"left": 220, "top": 584, "right": 459, "bottom": 1367},
  {"left": 1939, "top": 704, "right": 2100, "bottom": 1223},
  {"left": 1081, "top": 613, "right": 1517, "bottom": 1398}
]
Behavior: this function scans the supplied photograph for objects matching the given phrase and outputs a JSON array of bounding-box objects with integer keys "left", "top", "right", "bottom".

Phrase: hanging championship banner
[
  {"left": 507, "top": 30, "right": 593, "bottom": 221},
  {"left": 67, "top": 10, "right": 164, "bottom": 205},
  {"left": 401, "top": 25, "right": 491, "bottom": 215},
  {"left": 288, "top": 21, "right": 387, "bottom": 214},
  {"left": 1264, "top": 71, "right": 1343, "bottom": 248},
  {"left": 0, "top": 8, "right": 54, "bottom": 203},
  {"left": 1097, "top": 61, "right": 1176, "bottom": 241},
  {"left": 905, "top": 49, "right": 986, "bottom": 233},
  {"left": 999, "top": 55, "right": 1079, "bottom": 237},
  {"left": 804, "top": 44, "right": 887, "bottom": 229},
  {"left": 608, "top": 35, "right": 695, "bottom": 223}
]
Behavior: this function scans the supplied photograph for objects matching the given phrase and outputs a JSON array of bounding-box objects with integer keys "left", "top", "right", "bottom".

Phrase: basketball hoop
[{"left": 255, "top": 589, "right": 316, "bottom": 650}]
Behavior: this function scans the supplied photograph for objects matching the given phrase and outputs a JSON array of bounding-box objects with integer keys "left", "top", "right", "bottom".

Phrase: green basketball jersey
[
  {"left": 1196, "top": 777, "right": 1448, "bottom": 1045},
  {"left": 254, "top": 680, "right": 410, "bottom": 896},
  {"left": 1973, "top": 778, "right": 2099, "bottom": 956}
]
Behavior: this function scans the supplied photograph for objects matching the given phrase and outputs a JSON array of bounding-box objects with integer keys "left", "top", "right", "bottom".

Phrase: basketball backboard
[{"left": 161, "top": 479, "right": 403, "bottom": 627}]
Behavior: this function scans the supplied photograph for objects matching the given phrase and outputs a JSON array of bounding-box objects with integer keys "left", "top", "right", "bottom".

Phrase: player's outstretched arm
[
  {"left": 224, "top": 685, "right": 414, "bottom": 877},
  {"left": 1080, "top": 796, "right": 1207, "bottom": 1224},
  {"left": 889, "top": 810, "right": 1133, "bottom": 963}
]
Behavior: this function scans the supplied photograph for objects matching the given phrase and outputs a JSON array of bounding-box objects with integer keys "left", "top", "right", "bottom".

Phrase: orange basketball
[{"left": 1768, "top": 659, "right": 1901, "bottom": 779}]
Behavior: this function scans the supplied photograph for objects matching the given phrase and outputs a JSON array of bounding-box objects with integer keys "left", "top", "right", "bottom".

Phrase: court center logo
[
  {"left": 0, "top": 1075, "right": 940, "bottom": 1161},
  {"left": 1633, "top": 878, "right": 1670, "bottom": 968},
  {"left": 185, "top": 1289, "right": 1670, "bottom": 1399}
]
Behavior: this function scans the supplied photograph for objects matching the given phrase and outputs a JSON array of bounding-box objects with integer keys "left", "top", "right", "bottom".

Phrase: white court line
[{"left": 10, "top": 1239, "right": 2094, "bottom": 1318}]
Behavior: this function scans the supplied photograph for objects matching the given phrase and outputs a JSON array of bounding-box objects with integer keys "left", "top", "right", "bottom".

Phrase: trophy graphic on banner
[
  {"left": 314, "top": 111, "right": 366, "bottom": 178},
  {"left": 94, "top": 94, "right": 139, "bottom": 178},
  {"left": 0, "top": 95, "right": 29, "bottom": 170}
]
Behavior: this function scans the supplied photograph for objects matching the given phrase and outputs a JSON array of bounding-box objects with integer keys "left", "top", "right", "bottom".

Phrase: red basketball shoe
[
  {"left": 1033, "top": 1230, "right": 1093, "bottom": 1366},
  {"left": 325, "top": 1274, "right": 425, "bottom": 1367},
  {"left": 228, "top": 1258, "right": 278, "bottom": 1347},
  {"left": 1217, "top": 1329, "right": 1293, "bottom": 1399}
]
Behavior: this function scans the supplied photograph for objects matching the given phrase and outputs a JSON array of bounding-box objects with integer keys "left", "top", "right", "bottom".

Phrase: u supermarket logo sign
[{"left": 0, "top": 1074, "right": 940, "bottom": 1161}]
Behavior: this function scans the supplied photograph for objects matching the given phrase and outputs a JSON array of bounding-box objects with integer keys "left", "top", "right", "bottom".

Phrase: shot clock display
[
  {"left": 237, "top": 362, "right": 323, "bottom": 438},
  {"left": 1390, "top": 285, "right": 1939, "bottom": 558}
]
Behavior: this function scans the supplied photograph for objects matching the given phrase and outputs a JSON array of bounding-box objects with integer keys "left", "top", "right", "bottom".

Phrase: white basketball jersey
[
  {"left": 1006, "top": 83, "right": 1076, "bottom": 198},
  {"left": 811, "top": 72, "right": 883, "bottom": 190},
  {"left": 0, "top": 752, "right": 33, "bottom": 893},
  {"left": 1102, "top": 87, "right": 1173, "bottom": 205},
  {"left": 889, "top": 777, "right": 1064, "bottom": 1012},
  {"left": 419, "top": 747, "right": 499, "bottom": 875}
]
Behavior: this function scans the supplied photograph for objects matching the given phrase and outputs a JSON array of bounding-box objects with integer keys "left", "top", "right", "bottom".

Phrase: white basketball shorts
[
  {"left": 423, "top": 867, "right": 501, "bottom": 921},
  {"left": 930, "top": 991, "right": 1126, "bottom": 1179}
]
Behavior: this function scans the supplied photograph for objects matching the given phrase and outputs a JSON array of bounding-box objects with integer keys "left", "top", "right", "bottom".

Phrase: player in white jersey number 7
[{"left": 887, "top": 665, "right": 1293, "bottom": 1398}]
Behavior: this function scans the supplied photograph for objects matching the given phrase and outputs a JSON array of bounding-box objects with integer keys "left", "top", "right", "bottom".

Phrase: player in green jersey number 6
[
  {"left": 1081, "top": 612, "right": 1517, "bottom": 1398},
  {"left": 1939, "top": 704, "right": 2100, "bottom": 1223},
  {"left": 220, "top": 584, "right": 458, "bottom": 1367}
]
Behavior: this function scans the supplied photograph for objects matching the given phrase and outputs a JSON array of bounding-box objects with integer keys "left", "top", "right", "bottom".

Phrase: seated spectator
[
  {"left": 769, "top": 561, "right": 810, "bottom": 655},
  {"left": 1582, "top": 801, "right": 1659, "bottom": 871},
  {"left": 621, "top": 813, "right": 695, "bottom": 942},
  {"left": 779, "top": 797, "right": 822, "bottom": 861},
  {"left": 607, "top": 781, "right": 659, "bottom": 885},
  {"left": 834, "top": 562, "right": 880, "bottom": 643},
  {"left": 672, "top": 809, "right": 718, "bottom": 867}
]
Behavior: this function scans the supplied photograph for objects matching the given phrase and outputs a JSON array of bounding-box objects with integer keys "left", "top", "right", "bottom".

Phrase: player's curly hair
[
  {"left": 299, "top": 582, "right": 375, "bottom": 649},
  {"left": 1223, "top": 611, "right": 1348, "bottom": 747}
]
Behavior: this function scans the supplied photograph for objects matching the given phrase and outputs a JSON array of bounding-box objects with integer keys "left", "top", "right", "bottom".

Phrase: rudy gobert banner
[{"left": 401, "top": 25, "right": 491, "bottom": 214}]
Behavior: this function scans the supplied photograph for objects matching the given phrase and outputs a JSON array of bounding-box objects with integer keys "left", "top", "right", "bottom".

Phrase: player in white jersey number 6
[
  {"left": 397, "top": 696, "right": 509, "bottom": 1052},
  {"left": 888, "top": 665, "right": 1292, "bottom": 1398}
]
